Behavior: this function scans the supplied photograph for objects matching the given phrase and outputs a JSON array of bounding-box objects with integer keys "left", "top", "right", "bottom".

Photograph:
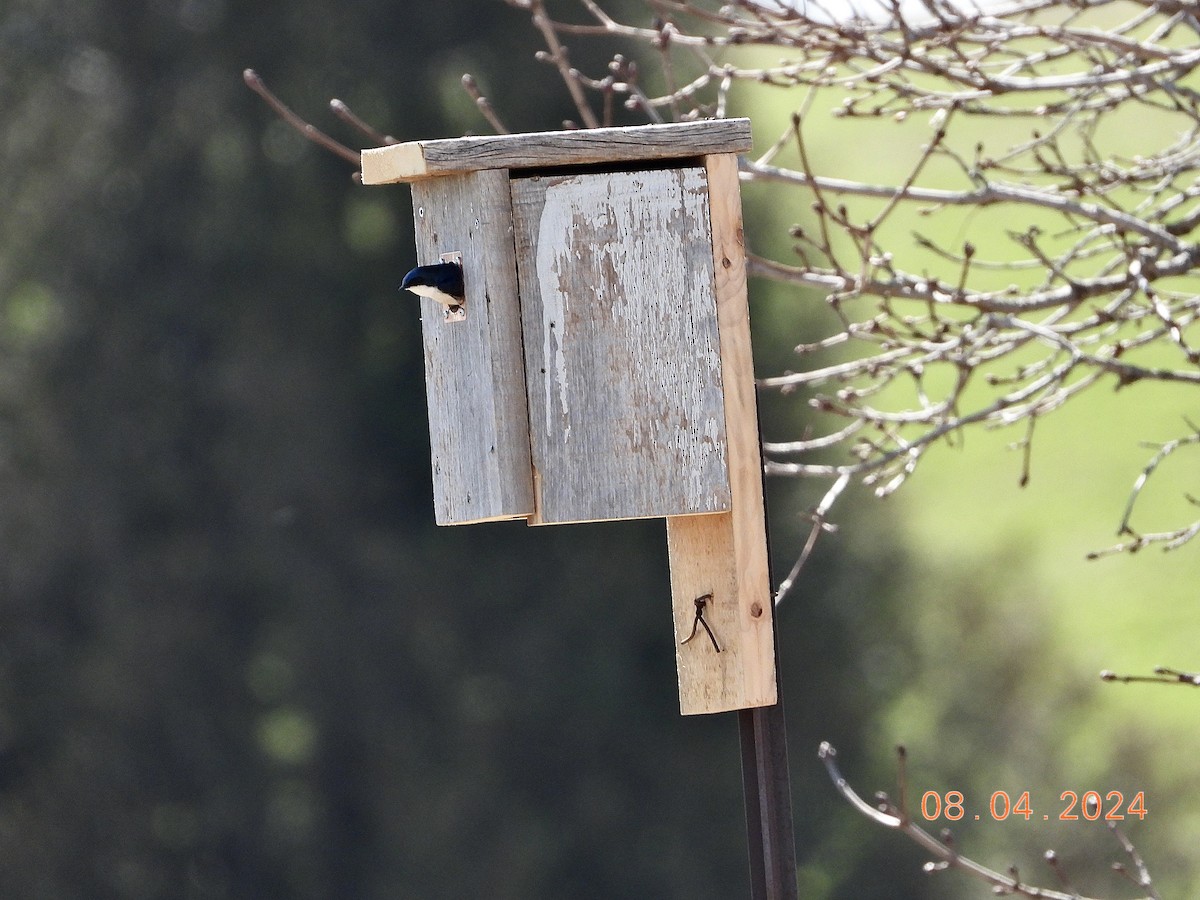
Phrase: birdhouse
[{"left": 361, "top": 119, "right": 775, "bottom": 715}]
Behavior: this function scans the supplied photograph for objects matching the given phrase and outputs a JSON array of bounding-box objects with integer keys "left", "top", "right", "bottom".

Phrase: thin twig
[
  {"left": 1109, "top": 821, "right": 1163, "bottom": 900},
  {"left": 243, "top": 69, "right": 360, "bottom": 167},
  {"left": 461, "top": 74, "right": 512, "bottom": 134},
  {"left": 774, "top": 473, "right": 847, "bottom": 604},
  {"left": 529, "top": 0, "right": 600, "bottom": 128},
  {"left": 329, "top": 98, "right": 398, "bottom": 145},
  {"left": 1100, "top": 666, "right": 1200, "bottom": 685}
]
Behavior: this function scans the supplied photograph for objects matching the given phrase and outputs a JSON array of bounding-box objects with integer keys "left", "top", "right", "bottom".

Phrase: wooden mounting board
[{"left": 667, "top": 153, "right": 776, "bottom": 715}]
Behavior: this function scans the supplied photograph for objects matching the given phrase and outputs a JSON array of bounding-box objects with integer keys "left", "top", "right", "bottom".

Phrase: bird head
[{"left": 400, "top": 262, "right": 464, "bottom": 308}]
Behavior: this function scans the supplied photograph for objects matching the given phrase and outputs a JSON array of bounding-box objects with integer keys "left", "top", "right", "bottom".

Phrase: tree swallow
[{"left": 401, "top": 262, "right": 465, "bottom": 313}]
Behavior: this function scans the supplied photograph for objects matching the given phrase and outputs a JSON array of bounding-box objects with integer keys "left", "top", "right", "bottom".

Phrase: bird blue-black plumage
[{"left": 400, "top": 262, "right": 464, "bottom": 309}]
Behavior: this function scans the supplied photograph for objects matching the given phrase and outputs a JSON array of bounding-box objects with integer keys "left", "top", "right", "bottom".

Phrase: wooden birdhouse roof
[{"left": 360, "top": 118, "right": 752, "bottom": 184}]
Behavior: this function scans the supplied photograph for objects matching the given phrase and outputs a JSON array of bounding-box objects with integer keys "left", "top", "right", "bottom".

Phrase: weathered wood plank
[
  {"left": 668, "top": 512, "right": 749, "bottom": 711},
  {"left": 668, "top": 152, "right": 776, "bottom": 715},
  {"left": 409, "top": 169, "right": 535, "bottom": 525},
  {"left": 362, "top": 119, "right": 752, "bottom": 184},
  {"left": 511, "top": 166, "right": 732, "bottom": 525}
]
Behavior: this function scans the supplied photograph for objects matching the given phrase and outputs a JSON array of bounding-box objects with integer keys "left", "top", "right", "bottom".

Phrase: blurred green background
[{"left": 1, "top": 1, "right": 1195, "bottom": 898}]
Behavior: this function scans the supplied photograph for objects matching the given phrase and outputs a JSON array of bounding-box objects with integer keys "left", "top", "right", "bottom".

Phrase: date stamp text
[{"left": 920, "top": 790, "right": 1148, "bottom": 823}]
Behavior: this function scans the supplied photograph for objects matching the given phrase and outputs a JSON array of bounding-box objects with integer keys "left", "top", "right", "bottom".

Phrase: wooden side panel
[
  {"left": 361, "top": 119, "right": 753, "bottom": 184},
  {"left": 410, "top": 169, "right": 535, "bottom": 525},
  {"left": 510, "top": 167, "right": 731, "bottom": 524},
  {"left": 668, "top": 153, "right": 777, "bottom": 715}
]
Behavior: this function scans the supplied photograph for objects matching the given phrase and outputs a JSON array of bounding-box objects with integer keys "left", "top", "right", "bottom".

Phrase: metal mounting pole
[
  {"left": 740, "top": 421, "right": 797, "bottom": 900},
  {"left": 739, "top": 692, "right": 798, "bottom": 899}
]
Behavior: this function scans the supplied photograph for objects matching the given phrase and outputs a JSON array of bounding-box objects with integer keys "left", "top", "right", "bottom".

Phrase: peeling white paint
[{"left": 535, "top": 203, "right": 573, "bottom": 444}]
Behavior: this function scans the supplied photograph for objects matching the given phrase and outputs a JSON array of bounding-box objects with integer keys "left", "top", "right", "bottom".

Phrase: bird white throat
[{"left": 406, "top": 284, "right": 462, "bottom": 309}]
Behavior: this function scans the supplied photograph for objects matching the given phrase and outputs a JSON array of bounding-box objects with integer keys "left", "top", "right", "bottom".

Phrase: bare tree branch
[
  {"left": 461, "top": 74, "right": 513, "bottom": 134},
  {"left": 1100, "top": 665, "right": 1200, "bottom": 686},
  {"left": 1087, "top": 424, "right": 1200, "bottom": 556},
  {"left": 243, "top": 69, "right": 361, "bottom": 168},
  {"left": 490, "top": 0, "right": 1200, "bottom": 574},
  {"left": 329, "top": 98, "right": 398, "bottom": 146}
]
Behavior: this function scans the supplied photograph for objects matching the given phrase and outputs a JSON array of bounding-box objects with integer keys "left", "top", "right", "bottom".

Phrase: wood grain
[
  {"left": 362, "top": 119, "right": 752, "bottom": 184},
  {"left": 409, "top": 169, "right": 535, "bottom": 525},
  {"left": 667, "top": 153, "right": 777, "bottom": 715},
  {"left": 510, "top": 166, "right": 731, "bottom": 525}
]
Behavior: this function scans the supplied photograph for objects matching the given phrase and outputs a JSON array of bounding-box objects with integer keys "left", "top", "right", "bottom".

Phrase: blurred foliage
[{"left": 1, "top": 1, "right": 1194, "bottom": 898}]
